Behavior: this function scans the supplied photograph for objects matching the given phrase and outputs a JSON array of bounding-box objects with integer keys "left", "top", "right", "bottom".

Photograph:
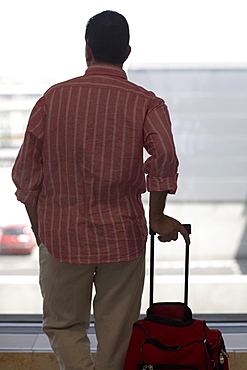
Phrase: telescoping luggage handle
[{"left": 149, "top": 224, "right": 192, "bottom": 308}]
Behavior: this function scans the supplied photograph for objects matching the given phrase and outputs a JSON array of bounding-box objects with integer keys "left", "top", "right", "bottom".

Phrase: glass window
[
  {"left": 1, "top": 0, "right": 246, "bottom": 316},
  {"left": 132, "top": 67, "right": 247, "bottom": 315},
  {"left": 1, "top": 66, "right": 246, "bottom": 315}
]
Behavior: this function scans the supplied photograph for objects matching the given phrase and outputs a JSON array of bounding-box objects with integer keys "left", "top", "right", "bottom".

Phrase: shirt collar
[{"left": 85, "top": 64, "right": 128, "bottom": 80}]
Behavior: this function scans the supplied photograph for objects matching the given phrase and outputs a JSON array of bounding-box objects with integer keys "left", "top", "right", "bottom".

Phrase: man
[{"left": 12, "top": 10, "right": 189, "bottom": 370}]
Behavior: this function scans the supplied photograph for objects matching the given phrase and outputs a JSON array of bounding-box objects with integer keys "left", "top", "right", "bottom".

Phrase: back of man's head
[{"left": 85, "top": 10, "right": 130, "bottom": 65}]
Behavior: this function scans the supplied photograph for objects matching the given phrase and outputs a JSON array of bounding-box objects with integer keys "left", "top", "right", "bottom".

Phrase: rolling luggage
[{"left": 124, "top": 225, "right": 229, "bottom": 370}]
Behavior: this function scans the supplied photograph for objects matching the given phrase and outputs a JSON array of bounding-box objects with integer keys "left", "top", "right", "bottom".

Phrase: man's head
[{"left": 85, "top": 10, "right": 130, "bottom": 66}]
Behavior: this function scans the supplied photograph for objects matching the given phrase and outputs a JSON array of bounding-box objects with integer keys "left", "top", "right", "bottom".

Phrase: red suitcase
[{"left": 124, "top": 225, "right": 229, "bottom": 370}]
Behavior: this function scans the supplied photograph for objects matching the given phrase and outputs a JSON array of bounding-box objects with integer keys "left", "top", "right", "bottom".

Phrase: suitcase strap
[{"left": 149, "top": 224, "right": 192, "bottom": 309}]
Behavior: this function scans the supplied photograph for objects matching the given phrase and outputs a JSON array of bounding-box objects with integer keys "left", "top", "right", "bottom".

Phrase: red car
[{"left": 0, "top": 225, "right": 36, "bottom": 255}]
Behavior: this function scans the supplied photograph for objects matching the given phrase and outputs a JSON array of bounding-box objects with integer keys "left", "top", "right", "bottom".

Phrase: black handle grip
[{"left": 182, "top": 224, "right": 191, "bottom": 235}]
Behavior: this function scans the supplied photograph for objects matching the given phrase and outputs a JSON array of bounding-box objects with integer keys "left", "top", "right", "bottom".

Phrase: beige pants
[{"left": 39, "top": 244, "right": 145, "bottom": 370}]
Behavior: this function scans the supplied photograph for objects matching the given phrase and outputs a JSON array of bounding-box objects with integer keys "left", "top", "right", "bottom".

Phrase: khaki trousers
[{"left": 39, "top": 244, "right": 145, "bottom": 370}]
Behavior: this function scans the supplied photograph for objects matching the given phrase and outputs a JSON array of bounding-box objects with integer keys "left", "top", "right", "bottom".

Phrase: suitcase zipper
[
  {"left": 135, "top": 322, "right": 150, "bottom": 337},
  {"left": 220, "top": 349, "right": 229, "bottom": 362},
  {"left": 141, "top": 366, "right": 198, "bottom": 369},
  {"left": 141, "top": 338, "right": 203, "bottom": 370},
  {"left": 143, "top": 337, "right": 204, "bottom": 351},
  {"left": 205, "top": 331, "right": 229, "bottom": 368}
]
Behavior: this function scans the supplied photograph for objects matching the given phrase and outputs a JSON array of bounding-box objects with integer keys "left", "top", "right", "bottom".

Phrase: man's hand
[
  {"left": 33, "top": 230, "right": 41, "bottom": 246},
  {"left": 150, "top": 214, "right": 190, "bottom": 245},
  {"left": 25, "top": 205, "right": 41, "bottom": 246}
]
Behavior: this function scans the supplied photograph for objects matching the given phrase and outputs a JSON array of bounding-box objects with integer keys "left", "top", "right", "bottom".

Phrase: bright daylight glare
[{"left": 1, "top": 0, "right": 246, "bottom": 82}]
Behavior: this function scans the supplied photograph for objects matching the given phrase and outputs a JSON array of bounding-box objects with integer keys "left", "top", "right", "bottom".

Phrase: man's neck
[{"left": 88, "top": 60, "right": 123, "bottom": 69}]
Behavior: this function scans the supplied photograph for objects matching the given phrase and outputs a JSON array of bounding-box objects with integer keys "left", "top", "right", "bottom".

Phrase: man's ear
[
  {"left": 85, "top": 43, "right": 94, "bottom": 66},
  {"left": 124, "top": 45, "right": 131, "bottom": 63}
]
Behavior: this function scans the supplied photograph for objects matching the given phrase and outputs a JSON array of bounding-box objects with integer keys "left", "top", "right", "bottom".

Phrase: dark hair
[{"left": 85, "top": 10, "right": 130, "bottom": 65}]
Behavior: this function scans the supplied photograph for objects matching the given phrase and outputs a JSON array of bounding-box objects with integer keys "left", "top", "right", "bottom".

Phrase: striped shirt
[{"left": 12, "top": 64, "right": 178, "bottom": 264}]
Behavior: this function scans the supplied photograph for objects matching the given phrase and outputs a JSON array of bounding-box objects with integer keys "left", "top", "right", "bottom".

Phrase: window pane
[
  {"left": 1, "top": 1, "right": 247, "bottom": 316},
  {"left": 130, "top": 67, "right": 247, "bottom": 314},
  {"left": 0, "top": 66, "right": 246, "bottom": 315}
]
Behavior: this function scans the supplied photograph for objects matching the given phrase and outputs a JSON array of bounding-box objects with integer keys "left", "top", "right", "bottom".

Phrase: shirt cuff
[
  {"left": 15, "top": 189, "right": 40, "bottom": 207},
  {"left": 146, "top": 174, "right": 178, "bottom": 194}
]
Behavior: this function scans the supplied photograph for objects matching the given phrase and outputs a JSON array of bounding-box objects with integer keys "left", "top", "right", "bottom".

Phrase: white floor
[
  {"left": 0, "top": 331, "right": 246, "bottom": 353},
  {"left": 0, "top": 332, "right": 97, "bottom": 353}
]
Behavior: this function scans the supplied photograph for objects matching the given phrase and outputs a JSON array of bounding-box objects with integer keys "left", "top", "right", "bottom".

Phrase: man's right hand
[{"left": 150, "top": 214, "right": 190, "bottom": 245}]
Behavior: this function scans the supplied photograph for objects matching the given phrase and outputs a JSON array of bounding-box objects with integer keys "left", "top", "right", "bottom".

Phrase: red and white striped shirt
[{"left": 12, "top": 65, "right": 178, "bottom": 264}]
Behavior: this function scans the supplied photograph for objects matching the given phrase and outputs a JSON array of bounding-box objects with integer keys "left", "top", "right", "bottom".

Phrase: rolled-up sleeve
[
  {"left": 12, "top": 97, "right": 45, "bottom": 206},
  {"left": 143, "top": 97, "right": 179, "bottom": 194}
]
